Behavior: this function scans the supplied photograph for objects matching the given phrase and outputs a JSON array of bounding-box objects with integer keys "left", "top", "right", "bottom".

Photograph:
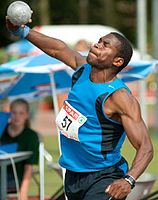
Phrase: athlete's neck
[{"left": 90, "top": 68, "right": 117, "bottom": 83}]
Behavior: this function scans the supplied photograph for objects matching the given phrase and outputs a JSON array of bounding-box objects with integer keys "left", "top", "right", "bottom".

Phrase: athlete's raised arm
[{"left": 6, "top": 18, "right": 87, "bottom": 70}]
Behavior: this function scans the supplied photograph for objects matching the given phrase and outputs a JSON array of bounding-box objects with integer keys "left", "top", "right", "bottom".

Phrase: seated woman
[{"left": 0, "top": 98, "right": 39, "bottom": 200}]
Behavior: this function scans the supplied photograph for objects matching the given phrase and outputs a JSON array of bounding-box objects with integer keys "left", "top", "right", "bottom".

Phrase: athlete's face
[{"left": 87, "top": 33, "right": 122, "bottom": 70}]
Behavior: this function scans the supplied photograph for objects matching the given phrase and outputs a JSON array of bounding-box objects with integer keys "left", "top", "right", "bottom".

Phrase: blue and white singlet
[{"left": 57, "top": 64, "right": 130, "bottom": 172}]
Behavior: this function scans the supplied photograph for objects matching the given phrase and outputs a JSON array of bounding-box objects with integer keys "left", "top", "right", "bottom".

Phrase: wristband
[
  {"left": 9, "top": 26, "right": 30, "bottom": 39},
  {"left": 124, "top": 175, "right": 136, "bottom": 189}
]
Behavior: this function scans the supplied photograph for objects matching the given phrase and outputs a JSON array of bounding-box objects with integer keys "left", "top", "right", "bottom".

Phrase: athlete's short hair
[{"left": 111, "top": 32, "right": 133, "bottom": 72}]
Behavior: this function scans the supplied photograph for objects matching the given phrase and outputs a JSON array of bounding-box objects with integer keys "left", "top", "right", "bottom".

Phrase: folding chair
[
  {"left": 126, "top": 173, "right": 157, "bottom": 200},
  {"left": 140, "top": 190, "right": 158, "bottom": 200},
  {"left": 44, "top": 149, "right": 65, "bottom": 200}
]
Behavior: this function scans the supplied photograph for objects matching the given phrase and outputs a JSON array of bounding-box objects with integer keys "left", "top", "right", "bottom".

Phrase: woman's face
[{"left": 10, "top": 103, "right": 28, "bottom": 127}]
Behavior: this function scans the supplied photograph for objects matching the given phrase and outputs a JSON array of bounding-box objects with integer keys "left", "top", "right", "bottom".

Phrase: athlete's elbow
[
  {"left": 148, "top": 146, "right": 154, "bottom": 161},
  {"left": 144, "top": 143, "right": 154, "bottom": 163}
]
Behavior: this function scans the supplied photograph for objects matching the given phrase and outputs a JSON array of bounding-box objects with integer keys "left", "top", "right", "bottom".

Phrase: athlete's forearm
[
  {"left": 26, "top": 29, "right": 86, "bottom": 69},
  {"left": 126, "top": 144, "right": 153, "bottom": 180},
  {"left": 26, "top": 29, "right": 67, "bottom": 57}
]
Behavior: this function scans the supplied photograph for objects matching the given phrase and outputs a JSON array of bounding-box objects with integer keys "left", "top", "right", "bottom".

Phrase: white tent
[{"left": 33, "top": 24, "right": 120, "bottom": 45}]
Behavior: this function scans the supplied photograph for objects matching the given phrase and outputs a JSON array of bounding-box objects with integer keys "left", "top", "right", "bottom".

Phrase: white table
[{"left": 0, "top": 151, "right": 32, "bottom": 200}]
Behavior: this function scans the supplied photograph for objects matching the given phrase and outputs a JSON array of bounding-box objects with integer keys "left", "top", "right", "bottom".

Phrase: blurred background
[
  {"left": 0, "top": 0, "right": 152, "bottom": 49},
  {"left": 0, "top": 0, "right": 158, "bottom": 199}
]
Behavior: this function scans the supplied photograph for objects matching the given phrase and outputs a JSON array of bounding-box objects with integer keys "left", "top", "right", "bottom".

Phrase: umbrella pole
[
  {"left": 39, "top": 142, "right": 45, "bottom": 200},
  {"left": 136, "top": 0, "right": 148, "bottom": 123},
  {"left": 49, "top": 72, "right": 68, "bottom": 199},
  {"left": 49, "top": 73, "right": 61, "bottom": 155},
  {"left": 49, "top": 72, "right": 59, "bottom": 117}
]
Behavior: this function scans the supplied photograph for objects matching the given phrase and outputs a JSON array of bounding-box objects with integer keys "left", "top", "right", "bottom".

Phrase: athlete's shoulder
[
  {"left": 110, "top": 88, "right": 140, "bottom": 113},
  {"left": 112, "top": 87, "right": 131, "bottom": 97}
]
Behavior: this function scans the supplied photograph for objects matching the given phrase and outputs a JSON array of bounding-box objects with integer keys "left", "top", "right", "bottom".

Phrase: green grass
[
  {"left": 28, "top": 131, "right": 158, "bottom": 198},
  {"left": 122, "top": 131, "right": 158, "bottom": 191},
  {"left": 28, "top": 135, "right": 62, "bottom": 198}
]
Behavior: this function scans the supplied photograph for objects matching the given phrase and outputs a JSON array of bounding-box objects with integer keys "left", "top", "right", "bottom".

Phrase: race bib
[{"left": 56, "top": 101, "right": 87, "bottom": 141}]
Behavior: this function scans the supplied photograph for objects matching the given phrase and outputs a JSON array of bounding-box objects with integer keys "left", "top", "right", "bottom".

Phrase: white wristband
[{"left": 124, "top": 175, "right": 136, "bottom": 189}]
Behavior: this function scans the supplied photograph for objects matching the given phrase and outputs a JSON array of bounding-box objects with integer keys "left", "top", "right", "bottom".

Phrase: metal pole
[
  {"left": 136, "top": 0, "right": 148, "bottom": 123},
  {"left": 39, "top": 142, "right": 45, "bottom": 200},
  {"left": 152, "top": 0, "right": 158, "bottom": 128},
  {"left": 152, "top": 0, "right": 158, "bottom": 58},
  {"left": 49, "top": 73, "right": 66, "bottom": 198},
  {"left": 49, "top": 72, "right": 59, "bottom": 117},
  {"left": 49, "top": 72, "right": 62, "bottom": 153},
  {"left": 0, "top": 164, "right": 7, "bottom": 200}
]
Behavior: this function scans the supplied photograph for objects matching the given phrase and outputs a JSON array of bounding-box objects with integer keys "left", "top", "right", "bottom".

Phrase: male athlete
[{"left": 6, "top": 19, "right": 153, "bottom": 200}]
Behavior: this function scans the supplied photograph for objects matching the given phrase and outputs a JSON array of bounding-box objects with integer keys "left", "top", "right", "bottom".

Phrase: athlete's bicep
[
  {"left": 55, "top": 48, "right": 87, "bottom": 70},
  {"left": 110, "top": 89, "right": 151, "bottom": 150},
  {"left": 119, "top": 95, "right": 151, "bottom": 150}
]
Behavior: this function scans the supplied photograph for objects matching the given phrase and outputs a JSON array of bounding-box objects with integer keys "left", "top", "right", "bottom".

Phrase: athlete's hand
[
  {"left": 6, "top": 16, "right": 32, "bottom": 31},
  {"left": 6, "top": 16, "right": 19, "bottom": 31},
  {"left": 105, "top": 178, "right": 131, "bottom": 199}
]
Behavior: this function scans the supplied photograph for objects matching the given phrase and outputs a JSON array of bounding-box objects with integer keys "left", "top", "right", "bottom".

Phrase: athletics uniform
[{"left": 56, "top": 64, "right": 130, "bottom": 200}]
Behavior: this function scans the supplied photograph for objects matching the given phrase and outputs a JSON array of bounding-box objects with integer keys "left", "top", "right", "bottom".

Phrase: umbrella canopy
[
  {"left": 0, "top": 68, "right": 20, "bottom": 100},
  {"left": 6, "top": 39, "right": 41, "bottom": 56},
  {"left": 0, "top": 53, "right": 73, "bottom": 101},
  {"left": 119, "top": 60, "right": 158, "bottom": 82}
]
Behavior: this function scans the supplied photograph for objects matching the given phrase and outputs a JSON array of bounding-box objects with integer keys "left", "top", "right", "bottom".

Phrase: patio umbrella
[
  {"left": 0, "top": 67, "right": 21, "bottom": 102},
  {"left": 119, "top": 60, "right": 158, "bottom": 82},
  {"left": 6, "top": 39, "right": 41, "bottom": 56},
  {"left": 0, "top": 53, "right": 73, "bottom": 114}
]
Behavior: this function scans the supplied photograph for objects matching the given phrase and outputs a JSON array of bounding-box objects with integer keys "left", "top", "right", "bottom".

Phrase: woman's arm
[{"left": 19, "top": 164, "right": 33, "bottom": 200}]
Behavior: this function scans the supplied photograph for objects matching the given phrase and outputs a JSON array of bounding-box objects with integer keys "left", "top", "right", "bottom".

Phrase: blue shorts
[{"left": 64, "top": 157, "right": 128, "bottom": 200}]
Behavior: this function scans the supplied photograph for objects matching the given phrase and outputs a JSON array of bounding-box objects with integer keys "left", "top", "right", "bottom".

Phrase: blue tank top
[{"left": 58, "top": 64, "right": 130, "bottom": 172}]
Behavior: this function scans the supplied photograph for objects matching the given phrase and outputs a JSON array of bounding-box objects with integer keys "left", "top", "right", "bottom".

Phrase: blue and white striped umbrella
[{"left": 0, "top": 53, "right": 73, "bottom": 101}]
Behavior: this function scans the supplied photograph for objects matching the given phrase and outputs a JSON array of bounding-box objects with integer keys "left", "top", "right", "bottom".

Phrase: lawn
[
  {"left": 28, "top": 134, "right": 62, "bottom": 198},
  {"left": 122, "top": 132, "right": 158, "bottom": 190},
  {"left": 28, "top": 130, "right": 158, "bottom": 198}
]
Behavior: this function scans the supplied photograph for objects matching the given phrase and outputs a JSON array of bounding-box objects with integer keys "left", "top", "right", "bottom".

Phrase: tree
[{"left": 38, "top": 0, "right": 51, "bottom": 25}]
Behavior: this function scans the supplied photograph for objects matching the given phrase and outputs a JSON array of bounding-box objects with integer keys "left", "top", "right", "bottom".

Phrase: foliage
[
  {"left": 50, "top": 0, "right": 79, "bottom": 24},
  {"left": 0, "top": 0, "right": 153, "bottom": 52},
  {"left": 0, "top": 48, "right": 9, "bottom": 64}
]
